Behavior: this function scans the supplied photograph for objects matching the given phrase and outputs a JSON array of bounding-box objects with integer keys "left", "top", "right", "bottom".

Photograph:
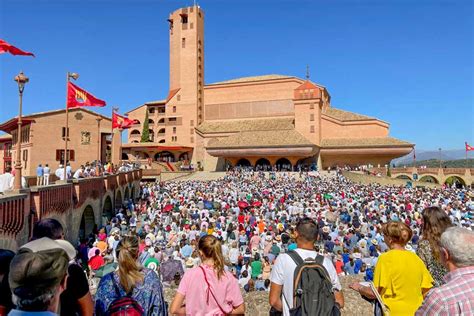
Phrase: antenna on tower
[{"left": 306, "top": 65, "right": 310, "bottom": 80}]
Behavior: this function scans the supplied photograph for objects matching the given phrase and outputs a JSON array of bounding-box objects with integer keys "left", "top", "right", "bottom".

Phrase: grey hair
[
  {"left": 440, "top": 227, "right": 474, "bottom": 267},
  {"left": 12, "top": 287, "right": 56, "bottom": 311}
]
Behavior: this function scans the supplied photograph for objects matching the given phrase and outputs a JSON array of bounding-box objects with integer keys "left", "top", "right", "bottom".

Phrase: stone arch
[
  {"left": 236, "top": 158, "right": 251, "bottom": 167},
  {"left": 444, "top": 176, "right": 466, "bottom": 187},
  {"left": 79, "top": 205, "right": 95, "bottom": 240},
  {"left": 124, "top": 187, "right": 130, "bottom": 200},
  {"left": 158, "top": 118, "right": 165, "bottom": 124},
  {"left": 102, "top": 195, "right": 113, "bottom": 221},
  {"left": 419, "top": 175, "right": 439, "bottom": 184},
  {"left": 130, "top": 129, "right": 140, "bottom": 136},
  {"left": 256, "top": 158, "right": 271, "bottom": 170},
  {"left": 179, "top": 152, "right": 190, "bottom": 161},
  {"left": 276, "top": 158, "right": 292, "bottom": 171},
  {"left": 115, "top": 189, "right": 123, "bottom": 209},
  {"left": 395, "top": 174, "right": 412, "bottom": 181},
  {"left": 154, "top": 151, "right": 174, "bottom": 162}
]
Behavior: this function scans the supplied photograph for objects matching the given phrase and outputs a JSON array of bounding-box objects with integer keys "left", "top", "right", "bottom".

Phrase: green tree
[{"left": 141, "top": 110, "right": 150, "bottom": 142}]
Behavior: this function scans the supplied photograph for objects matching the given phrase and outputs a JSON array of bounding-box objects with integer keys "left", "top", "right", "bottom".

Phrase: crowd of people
[{"left": 0, "top": 169, "right": 473, "bottom": 315}]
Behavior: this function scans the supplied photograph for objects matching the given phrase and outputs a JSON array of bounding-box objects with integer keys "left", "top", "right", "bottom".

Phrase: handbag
[
  {"left": 367, "top": 282, "right": 390, "bottom": 316},
  {"left": 199, "top": 266, "right": 229, "bottom": 315}
]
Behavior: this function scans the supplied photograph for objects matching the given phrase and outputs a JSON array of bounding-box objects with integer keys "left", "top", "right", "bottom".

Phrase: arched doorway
[
  {"left": 154, "top": 151, "right": 174, "bottom": 162},
  {"left": 179, "top": 152, "right": 190, "bottom": 161},
  {"left": 102, "top": 196, "right": 113, "bottom": 223},
  {"left": 419, "top": 175, "right": 439, "bottom": 184},
  {"left": 276, "top": 158, "right": 292, "bottom": 171},
  {"left": 296, "top": 157, "right": 317, "bottom": 171},
  {"left": 124, "top": 187, "right": 130, "bottom": 200},
  {"left": 444, "top": 176, "right": 466, "bottom": 188},
  {"left": 255, "top": 158, "right": 271, "bottom": 171},
  {"left": 121, "top": 153, "right": 129, "bottom": 160},
  {"left": 79, "top": 206, "right": 95, "bottom": 240},
  {"left": 395, "top": 175, "right": 412, "bottom": 181},
  {"left": 236, "top": 158, "right": 251, "bottom": 167},
  {"left": 115, "top": 190, "right": 123, "bottom": 209}
]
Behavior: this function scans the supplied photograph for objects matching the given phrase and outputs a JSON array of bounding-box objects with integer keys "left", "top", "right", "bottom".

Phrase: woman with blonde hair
[
  {"left": 95, "top": 236, "right": 167, "bottom": 315},
  {"left": 350, "top": 221, "right": 433, "bottom": 316},
  {"left": 170, "top": 235, "right": 245, "bottom": 315},
  {"left": 417, "top": 206, "right": 453, "bottom": 286}
]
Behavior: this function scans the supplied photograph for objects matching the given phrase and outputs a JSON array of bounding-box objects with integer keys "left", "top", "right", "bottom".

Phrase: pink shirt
[{"left": 177, "top": 264, "right": 244, "bottom": 315}]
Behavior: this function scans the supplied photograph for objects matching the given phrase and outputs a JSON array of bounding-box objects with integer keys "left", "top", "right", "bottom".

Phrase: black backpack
[{"left": 285, "top": 251, "right": 340, "bottom": 316}]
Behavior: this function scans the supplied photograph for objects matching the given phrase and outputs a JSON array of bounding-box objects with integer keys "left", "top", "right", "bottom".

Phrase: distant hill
[
  {"left": 395, "top": 159, "right": 474, "bottom": 168},
  {"left": 393, "top": 149, "right": 473, "bottom": 166}
]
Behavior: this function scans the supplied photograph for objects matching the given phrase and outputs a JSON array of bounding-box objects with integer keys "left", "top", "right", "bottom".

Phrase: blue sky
[{"left": 0, "top": 0, "right": 472, "bottom": 150}]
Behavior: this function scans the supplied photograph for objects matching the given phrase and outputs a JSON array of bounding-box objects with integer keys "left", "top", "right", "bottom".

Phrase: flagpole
[
  {"left": 111, "top": 107, "right": 119, "bottom": 164},
  {"left": 64, "top": 72, "right": 78, "bottom": 181}
]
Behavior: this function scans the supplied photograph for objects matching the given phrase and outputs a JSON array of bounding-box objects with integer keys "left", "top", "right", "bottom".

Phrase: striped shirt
[{"left": 416, "top": 266, "right": 474, "bottom": 316}]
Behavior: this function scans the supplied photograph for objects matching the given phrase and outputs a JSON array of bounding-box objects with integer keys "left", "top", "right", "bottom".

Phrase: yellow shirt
[{"left": 374, "top": 249, "right": 433, "bottom": 316}]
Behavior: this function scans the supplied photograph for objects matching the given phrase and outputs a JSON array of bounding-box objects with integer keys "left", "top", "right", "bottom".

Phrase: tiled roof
[
  {"left": 196, "top": 118, "right": 294, "bottom": 134},
  {"left": 323, "top": 107, "right": 374, "bottom": 121},
  {"left": 207, "top": 130, "right": 314, "bottom": 148},
  {"left": 208, "top": 74, "right": 294, "bottom": 85},
  {"left": 321, "top": 137, "right": 413, "bottom": 148}
]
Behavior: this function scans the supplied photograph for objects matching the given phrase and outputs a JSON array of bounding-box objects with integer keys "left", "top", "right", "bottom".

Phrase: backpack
[
  {"left": 284, "top": 251, "right": 340, "bottom": 316},
  {"left": 106, "top": 275, "right": 144, "bottom": 316}
]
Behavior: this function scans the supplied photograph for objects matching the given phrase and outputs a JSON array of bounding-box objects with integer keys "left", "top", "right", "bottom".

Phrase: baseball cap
[{"left": 9, "top": 238, "right": 75, "bottom": 296}]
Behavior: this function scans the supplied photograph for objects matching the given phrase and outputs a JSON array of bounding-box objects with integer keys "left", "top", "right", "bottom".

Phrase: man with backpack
[{"left": 269, "top": 218, "right": 344, "bottom": 316}]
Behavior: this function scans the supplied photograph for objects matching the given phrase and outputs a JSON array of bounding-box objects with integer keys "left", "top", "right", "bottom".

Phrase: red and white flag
[{"left": 112, "top": 112, "right": 137, "bottom": 130}]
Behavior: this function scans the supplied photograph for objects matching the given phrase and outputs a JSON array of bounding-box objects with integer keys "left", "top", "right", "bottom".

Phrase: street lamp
[
  {"left": 96, "top": 118, "right": 103, "bottom": 163},
  {"left": 13, "top": 71, "right": 29, "bottom": 190}
]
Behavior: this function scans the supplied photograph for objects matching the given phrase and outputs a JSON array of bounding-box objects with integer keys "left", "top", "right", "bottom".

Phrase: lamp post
[
  {"left": 63, "top": 72, "right": 79, "bottom": 181},
  {"left": 13, "top": 71, "right": 29, "bottom": 190},
  {"left": 96, "top": 118, "right": 102, "bottom": 163}
]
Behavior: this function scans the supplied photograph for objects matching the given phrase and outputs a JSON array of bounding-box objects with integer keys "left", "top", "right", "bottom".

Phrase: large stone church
[{"left": 124, "top": 5, "right": 413, "bottom": 171}]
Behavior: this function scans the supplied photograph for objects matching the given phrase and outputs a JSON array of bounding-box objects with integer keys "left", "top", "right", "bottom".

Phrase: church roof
[
  {"left": 207, "top": 129, "right": 314, "bottom": 149},
  {"left": 321, "top": 137, "right": 413, "bottom": 148},
  {"left": 208, "top": 74, "right": 294, "bottom": 85},
  {"left": 196, "top": 117, "right": 294, "bottom": 134},
  {"left": 322, "top": 107, "right": 374, "bottom": 121}
]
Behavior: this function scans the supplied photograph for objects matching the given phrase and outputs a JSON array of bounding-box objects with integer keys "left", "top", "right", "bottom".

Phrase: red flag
[
  {"left": 0, "top": 39, "right": 35, "bottom": 57},
  {"left": 67, "top": 82, "right": 106, "bottom": 108},
  {"left": 112, "top": 112, "right": 136, "bottom": 130},
  {"left": 466, "top": 142, "right": 474, "bottom": 152}
]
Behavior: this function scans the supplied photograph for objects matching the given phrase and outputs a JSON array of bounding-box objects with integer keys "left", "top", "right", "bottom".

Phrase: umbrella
[
  {"left": 238, "top": 201, "right": 249, "bottom": 209},
  {"left": 163, "top": 204, "right": 173, "bottom": 212},
  {"left": 94, "top": 262, "right": 118, "bottom": 278},
  {"left": 88, "top": 247, "right": 99, "bottom": 260}
]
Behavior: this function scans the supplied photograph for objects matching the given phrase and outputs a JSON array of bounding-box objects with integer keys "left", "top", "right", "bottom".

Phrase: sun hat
[
  {"left": 371, "top": 239, "right": 378, "bottom": 246},
  {"left": 9, "top": 238, "right": 74, "bottom": 295}
]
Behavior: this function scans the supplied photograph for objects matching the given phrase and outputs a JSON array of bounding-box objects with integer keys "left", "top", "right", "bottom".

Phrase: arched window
[
  {"left": 130, "top": 129, "right": 140, "bottom": 135},
  {"left": 158, "top": 128, "right": 166, "bottom": 134},
  {"left": 148, "top": 119, "right": 154, "bottom": 124},
  {"left": 158, "top": 118, "right": 165, "bottom": 124}
]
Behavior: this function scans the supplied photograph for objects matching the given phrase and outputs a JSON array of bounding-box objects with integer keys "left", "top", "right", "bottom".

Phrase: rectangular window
[
  {"left": 149, "top": 107, "right": 155, "bottom": 114},
  {"left": 61, "top": 127, "right": 70, "bottom": 139},
  {"left": 310, "top": 114, "right": 315, "bottom": 121},
  {"left": 173, "top": 127, "right": 177, "bottom": 134},
  {"left": 182, "top": 38, "right": 186, "bottom": 48},
  {"left": 190, "top": 137, "right": 194, "bottom": 143},
  {"left": 169, "top": 118, "right": 177, "bottom": 122},
  {"left": 55, "top": 149, "right": 75, "bottom": 162},
  {"left": 173, "top": 106, "right": 176, "bottom": 113},
  {"left": 310, "top": 103, "right": 315, "bottom": 110},
  {"left": 177, "top": 95, "right": 181, "bottom": 101},
  {"left": 310, "top": 125, "right": 315, "bottom": 133},
  {"left": 190, "top": 23, "right": 194, "bottom": 29},
  {"left": 22, "top": 149, "right": 28, "bottom": 161},
  {"left": 181, "top": 15, "right": 188, "bottom": 24},
  {"left": 190, "top": 120, "right": 194, "bottom": 126},
  {"left": 190, "top": 128, "right": 194, "bottom": 134}
]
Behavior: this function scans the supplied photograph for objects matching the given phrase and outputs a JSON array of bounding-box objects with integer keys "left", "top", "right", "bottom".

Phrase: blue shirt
[{"left": 36, "top": 166, "right": 43, "bottom": 176}]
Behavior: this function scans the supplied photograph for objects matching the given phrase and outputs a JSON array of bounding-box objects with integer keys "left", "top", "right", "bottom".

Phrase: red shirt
[
  {"left": 89, "top": 255, "right": 105, "bottom": 270},
  {"left": 335, "top": 260, "right": 344, "bottom": 274}
]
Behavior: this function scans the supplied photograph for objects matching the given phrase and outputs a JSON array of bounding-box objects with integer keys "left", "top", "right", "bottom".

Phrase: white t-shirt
[
  {"left": 270, "top": 248, "right": 342, "bottom": 316},
  {"left": 0, "top": 173, "right": 13, "bottom": 193}
]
